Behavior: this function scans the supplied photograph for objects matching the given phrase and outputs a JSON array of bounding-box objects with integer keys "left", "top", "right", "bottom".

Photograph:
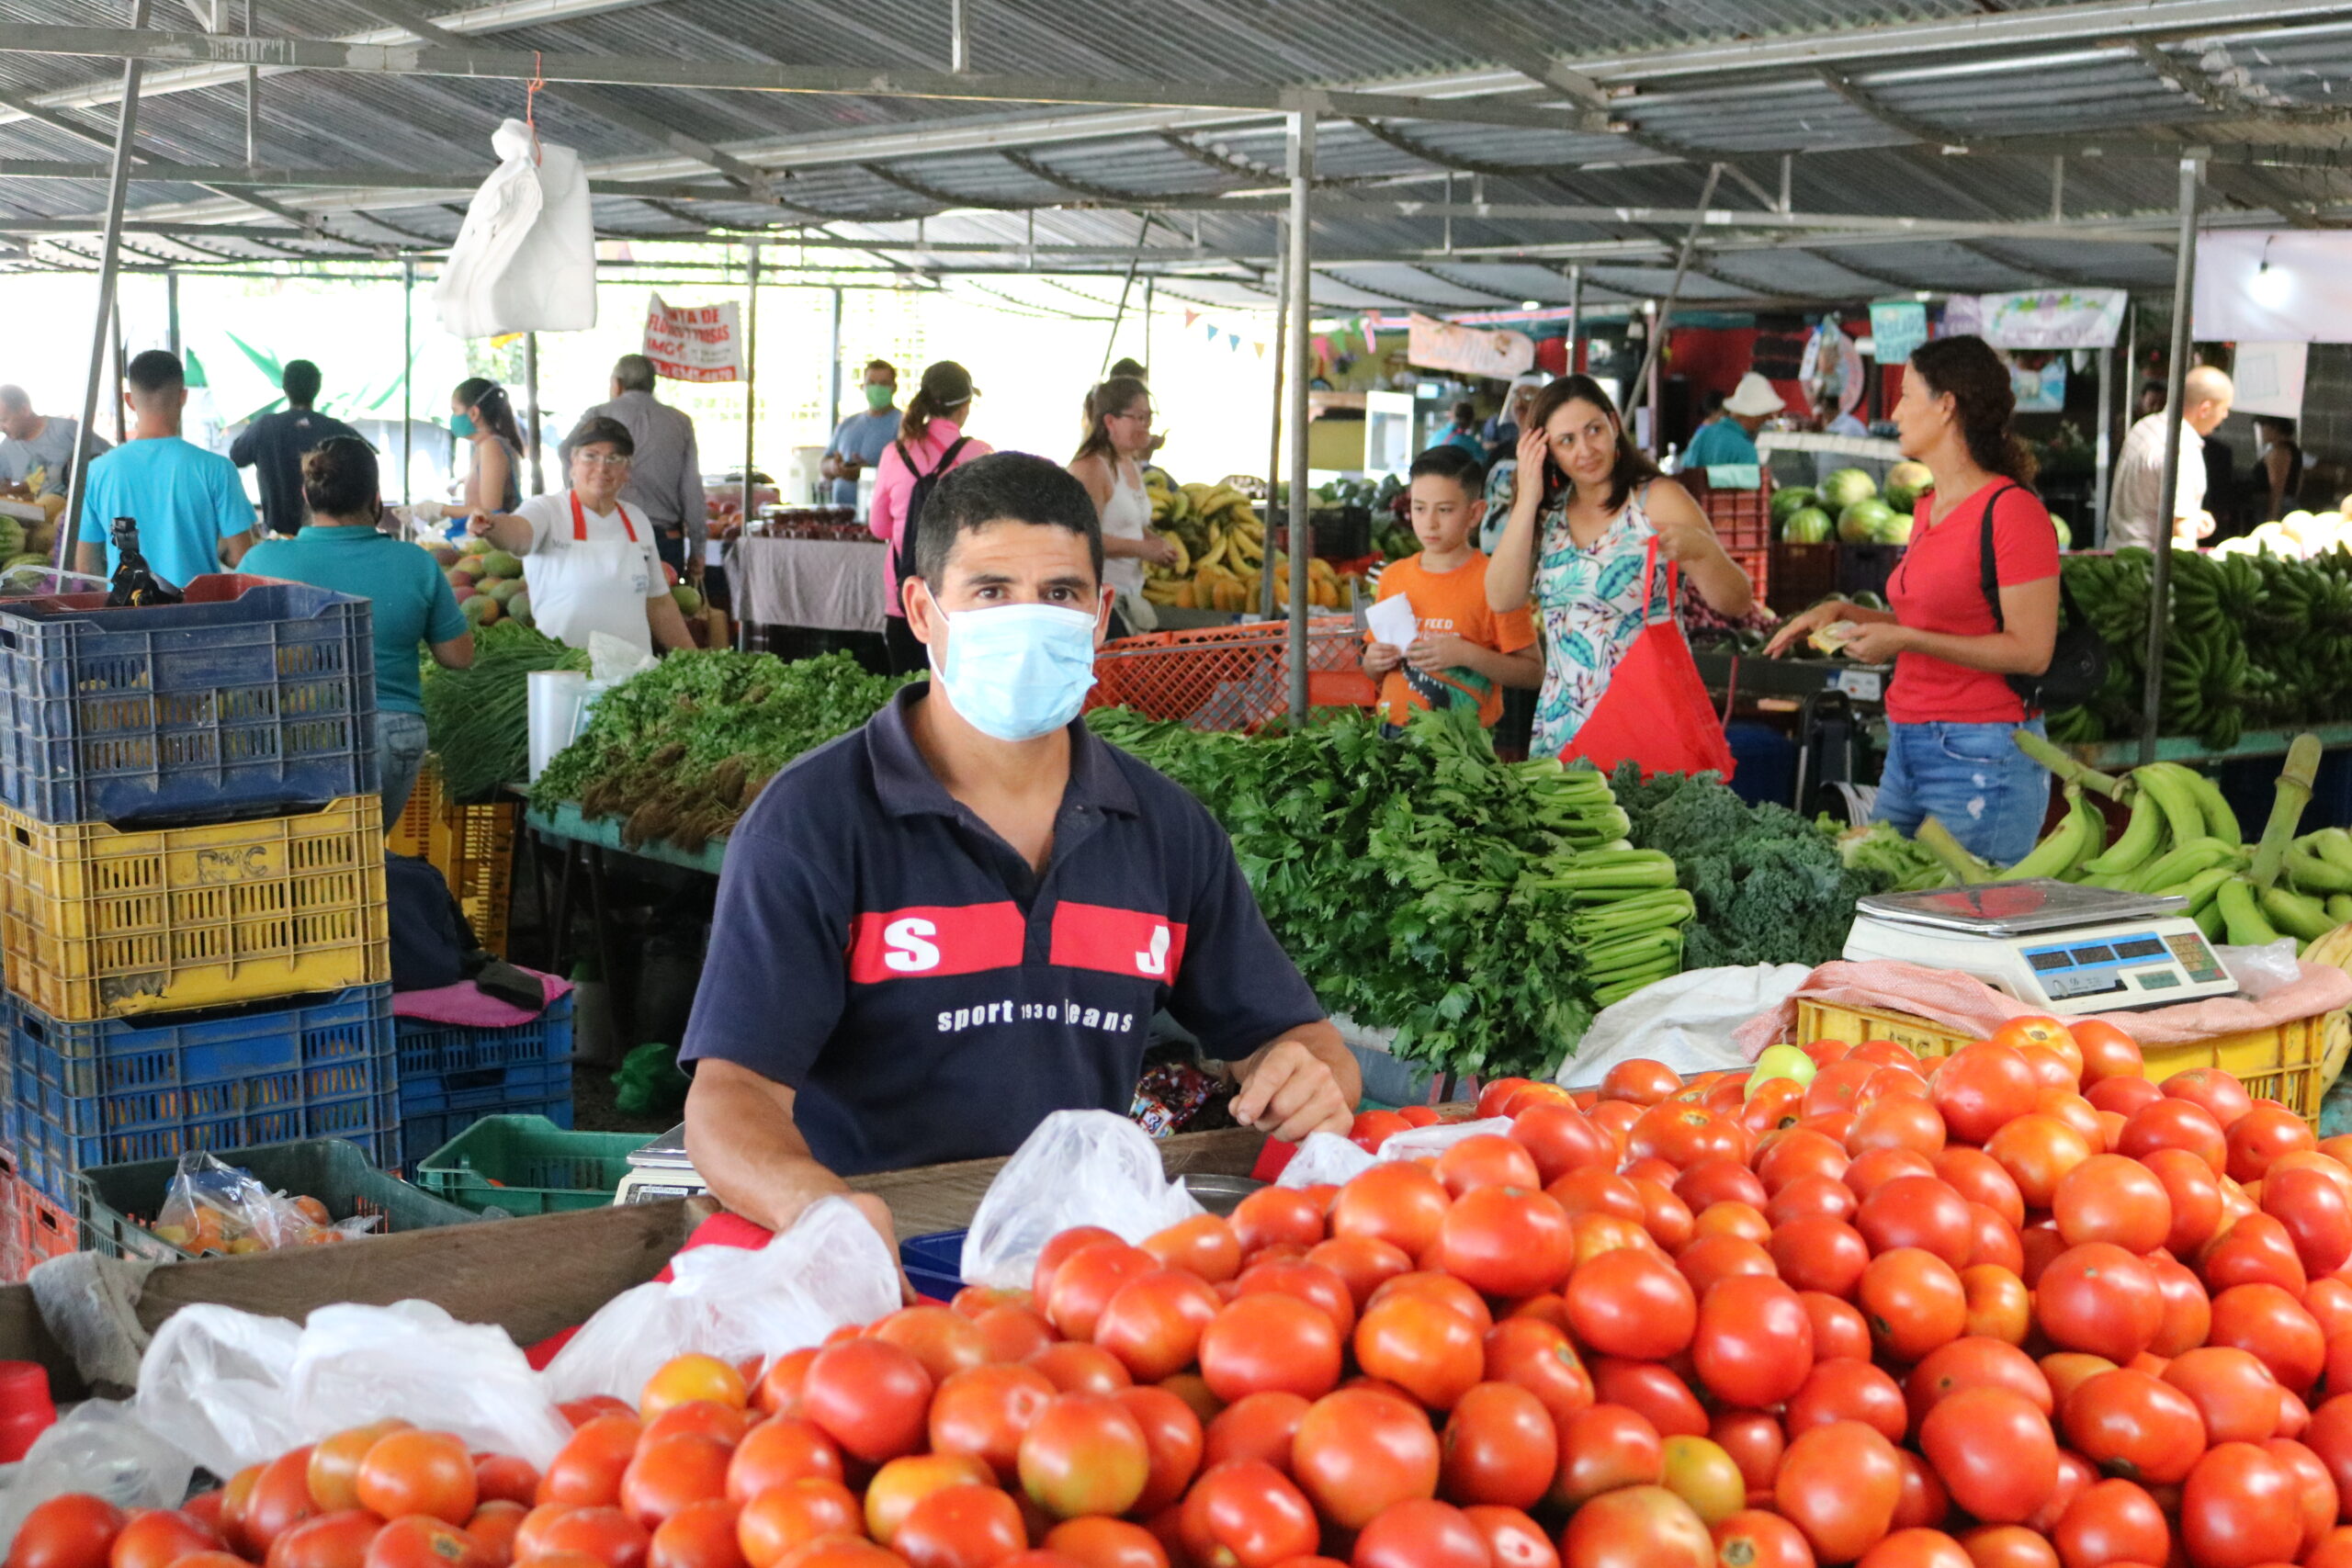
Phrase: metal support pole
[
  {"left": 109, "top": 299, "right": 127, "bottom": 446},
  {"left": 1261, "top": 218, "right": 1287, "bottom": 623},
  {"left": 949, "top": 0, "right": 967, "bottom": 73},
  {"left": 825, "top": 285, "right": 842, "bottom": 437},
  {"left": 741, "top": 242, "right": 760, "bottom": 532},
  {"left": 1100, "top": 214, "right": 1155, "bottom": 378},
  {"left": 1645, "top": 303, "right": 1661, "bottom": 457},
  {"left": 401, "top": 256, "right": 413, "bottom": 507},
  {"left": 2051, "top": 155, "right": 2065, "bottom": 222},
  {"left": 1632, "top": 163, "right": 1724, "bottom": 454},
  {"left": 61, "top": 0, "right": 149, "bottom": 571},
  {"left": 164, "top": 268, "right": 178, "bottom": 357},
  {"left": 1143, "top": 276, "right": 1154, "bottom": 374},
  {"left": 243, "top": 0, "right": 256, "bottom": 165},
  {"left": 2140, "top": 157, "right": 2202, "bottom": 765},
  {"left": 2092, "top": 339, "right": 2113, "bottom": 547},
  {"left": 1285, "top": 109, "right": 1316, "bottom": 723},
  {"left": 1779, "top": 155, "right": 1792, "bottom": 215},
  {"left": 523, "top": 331, "right": 543, "bottom": 496},
  {"left": 1566, "top": 265, "right": 1584, "bottom": 377}
]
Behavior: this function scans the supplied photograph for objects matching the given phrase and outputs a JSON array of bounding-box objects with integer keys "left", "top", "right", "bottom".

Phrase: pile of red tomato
[{"left": 18, "top": 1016, "right": 2352, "bottom": 1568}]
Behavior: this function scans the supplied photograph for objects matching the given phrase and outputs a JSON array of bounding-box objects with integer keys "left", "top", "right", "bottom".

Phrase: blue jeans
[
  {"left": 1873, "top": 717, "right": 2052, "bottom": 868},
  {"left": 379, "top": 709, "right": 430, "bottom": 833}
]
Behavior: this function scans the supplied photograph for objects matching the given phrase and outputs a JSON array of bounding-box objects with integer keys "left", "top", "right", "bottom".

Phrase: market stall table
[
  {"left": 522, "top": 800, "right": 729, "bottom": 1001},
  {"left": 727, "top": 533, "right": 890, "bottom": 634}
]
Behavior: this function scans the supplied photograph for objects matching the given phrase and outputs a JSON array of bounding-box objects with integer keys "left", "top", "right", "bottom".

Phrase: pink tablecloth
[{"left": 392, "top": 968, "right": 571, "bottom": 1029}]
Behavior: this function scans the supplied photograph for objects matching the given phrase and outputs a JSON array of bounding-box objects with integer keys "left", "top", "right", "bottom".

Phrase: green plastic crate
[
  {"left": 76, "top": 1136, "right": 482, "bottom": 1264},
  {"left": 415, "top": 1114, "right": 656, "bottom": 1215}
]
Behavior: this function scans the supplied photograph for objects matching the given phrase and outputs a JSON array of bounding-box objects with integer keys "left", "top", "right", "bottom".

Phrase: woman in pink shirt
[{"left": 869, "top": 360, "right": 993, "bottom": 673}]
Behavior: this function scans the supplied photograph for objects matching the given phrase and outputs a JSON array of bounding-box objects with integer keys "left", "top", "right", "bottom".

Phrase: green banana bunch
[
  {"left": 2080, "top": 786, "right": 2165, "bottom": 878},
  {"left": 2006, "top": 786, "right": 2105, "bottom": 880}
]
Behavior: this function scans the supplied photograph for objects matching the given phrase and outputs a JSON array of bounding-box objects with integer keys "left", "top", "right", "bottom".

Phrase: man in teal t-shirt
[
  {"left": 242, "top": 436, "right": 472, "bottom": 825},
  {"left": 74, "top": 350, "right": 254, "bottom": 589},
  {"left": 1684, "top": 372, "right": 1784, "bottom": 471}
]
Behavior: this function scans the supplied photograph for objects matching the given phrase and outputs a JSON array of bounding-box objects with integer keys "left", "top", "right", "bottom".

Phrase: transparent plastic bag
[
  {"left": 0, "top": 1401, "right": 194, "bottom": 1544},
  {"left": 961, "top": 1111, "right": 1204, "bottom": 1290},
  {"left": 1373, "top": 1118, "right": 1516, "bottom": 1162},
  {"left": 544, "top": 1196, "right": 899, "bottom": 1406},
  {"left": 136, "top": 1300, "right": 573, "bottom": 1474},
  {"left": 151, "top": 1152, "right": 377, "bottom": 1256},
  {"left": 1273, "top": 1132, "right": 1375, "bottom": 1190},
  {"left": 2219, "top": 938, "right": 2305, "bottom": 998}
]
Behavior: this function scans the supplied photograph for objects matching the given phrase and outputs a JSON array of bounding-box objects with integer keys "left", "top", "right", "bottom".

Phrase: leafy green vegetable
[
  {"left": 532, "top": 650, "right": 914, "bottom": 851},
  {"left": 1611, "top": 765, "right": 1887, "bottom": 969},
  {"left": 1831, "top": 818, "right": 1951, "bottom": 892},
  {"left": 419, "top": 621, "right": 589, "bottom": 802},
  {"left": 1088, "top": 705, "right": 1690, "bottom": 1081}
]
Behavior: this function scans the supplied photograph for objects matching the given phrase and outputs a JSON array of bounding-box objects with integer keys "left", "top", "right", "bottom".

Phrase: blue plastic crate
[
  {"left": 398, "top": 1056, "right": 571, "bottom": 1117},
  {"left": 4, "top": 986, "right": 400, "bottom": 1204},
  {"left": 399, "top": 1097, "right": 572, "bottom": 1179},
  {"left": 902, "top": 1229, "right": 967, "bottom": 1303},
  {"left": 0, "top": 575, "right": 379, "bottom": 826},
  {"left": 395, "top": 994, "right": 572, "bottom": 1087}
]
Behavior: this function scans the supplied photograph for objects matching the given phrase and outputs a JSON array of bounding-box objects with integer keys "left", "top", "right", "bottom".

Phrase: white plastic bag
[
  {"left": 961, "top": 1111, "right": 1204, "bottom": 1289},
  {"left": 1560, "top": 964, "right": 1815, "bottom": 1087},
  {"left": 434, "top": 118, "right": 596, "bottom": 338},
  {"left": 0, "top": 1401, "right": 194, "bottom": 1545},
  {"left": 138, "top": 1300, "right": 573, "bottom": 1474},
  {"left": 2220, "top": 939, "right": 2305, "bottom": 998},
  {"left": 1274, "top": 1132, "right": 1374, "bottom": 1190},
  {"left": 544, "top": 1197, "right": 899, "bottom": 1404},
  {"left": 1374, "top": 1118, "right": 1516, "bottom": 1161}
]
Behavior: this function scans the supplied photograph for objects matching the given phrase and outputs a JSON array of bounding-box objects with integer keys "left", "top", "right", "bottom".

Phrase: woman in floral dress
[{"left": 1487, "top": 376, "right": 1756, "bottom": 759}]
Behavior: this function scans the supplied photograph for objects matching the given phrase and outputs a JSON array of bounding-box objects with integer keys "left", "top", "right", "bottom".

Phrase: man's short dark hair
[
  {"left": 1410, "top": 443, "right": 1486, "bottom": 496},
  {"left": 126, "top": 350, "right": 184, "bottom": 396},
  {"left": 914, "top": 451, "right": 1103, "bottom": 587},
  {"left": 570, "top": 414, "right": 635, "bottom": 459},
  {"left": 613, "top": 354, "right": 657, "bottom": 393},
  {"left": 282, "top": 359, "right": 322, "bottom": 406},
  {"left": 865, "top": 358, "right": 897, "bottom": 380},
  {"left": 1109, "top": 357, "right": 1148, "bottom": 381}
]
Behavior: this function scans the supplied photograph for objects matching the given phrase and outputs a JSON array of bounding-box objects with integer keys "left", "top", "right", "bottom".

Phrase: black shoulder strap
[
  {"left": 923, "top": 436, "right": 970, "bottom": 480},
  {"left": 1978, "top": 481, "right": 2022, "bottom": 631}
]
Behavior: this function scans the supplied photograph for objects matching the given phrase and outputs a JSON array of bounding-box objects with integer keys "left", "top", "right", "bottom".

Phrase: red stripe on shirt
[
  {"left": 1048, "top": 902, "right": 1189, "bottom": 982},
  {"left": 846, "top": 903, "right": 1026, "bottom": 984}
]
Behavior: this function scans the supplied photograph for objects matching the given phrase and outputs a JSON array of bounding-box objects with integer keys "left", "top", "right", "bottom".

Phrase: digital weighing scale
[
  {"left": 613, "top": 1123, "right": 710, "bottom": 1205},
  {"left": 1841, "top": 879, "right": 2238, "bottom": 1015}
]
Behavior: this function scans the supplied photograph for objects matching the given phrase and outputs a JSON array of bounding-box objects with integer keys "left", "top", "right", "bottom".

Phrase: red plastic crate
[
  {"left": 1769, "top": 542, "right": 1838, "bottom": 615},
  {"left": 1727, "top": 547, "right": 1770, "bottom": 608},
  {"left": 8, "top": 1179, "right": 74, "bottom": 1280},
  {"left": 1685, "top": 475, "right": 1774, "bottom": 553},
  {"left": 1086, "top": 619, "right": 1370, "bottom": 731}
]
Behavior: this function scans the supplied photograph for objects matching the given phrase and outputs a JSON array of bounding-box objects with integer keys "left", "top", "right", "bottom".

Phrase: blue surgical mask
[
  {"left": 930, "top": 599, "right": 1100, "bottom": 741},
  {"left": 450, "top": 412, "right": 477, "bottom": 438}
]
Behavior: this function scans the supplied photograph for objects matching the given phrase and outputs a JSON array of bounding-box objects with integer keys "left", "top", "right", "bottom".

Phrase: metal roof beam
[
  {"left": 0, "top": 0, "right": 662, "bottom": 128},
  {"left": 0, "top": 25, "right": 1611, "bottom": 132},
  {"left": 1815, "top": 67, "right": 1974, "bottom": 150}
]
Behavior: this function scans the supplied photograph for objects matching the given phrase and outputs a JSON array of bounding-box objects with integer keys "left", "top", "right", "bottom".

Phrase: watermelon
[
  {"left": 1874, "top": 510, "right": 1914, "bottom": 546},
  {"left": 0, "top": 518, "right": 25, "bottom": 558},
  {"left": 1838, "top": 500, "right": 1897, "bottom": 543},
  {"left": 1770, "top": 487, "right": 1819, "bottom": 527},
  {"left": 461, "top": 594, "right": 501, "bottom": 626},
  {"left": 1821, "top": 468, "right": 1878, "bottom": 511},
  {"left": 1782, "top": 507, "right": 1834, "bottom": 544},
  {"left": 479, "top": 549, "right": 523, "bottom": 580},
  {"left": 1883, "top": 461, "right": 1933, "bottom": 513}
]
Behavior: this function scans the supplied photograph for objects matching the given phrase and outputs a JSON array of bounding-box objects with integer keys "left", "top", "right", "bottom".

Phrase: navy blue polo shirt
[{"left": 680, "top": 684, "right": 1326, "bottom": 1176}]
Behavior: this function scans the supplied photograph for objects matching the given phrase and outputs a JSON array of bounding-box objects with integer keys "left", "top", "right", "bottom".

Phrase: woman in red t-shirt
[{"left": 1766, "top": 335, "right": 2061, "bottom": 865}]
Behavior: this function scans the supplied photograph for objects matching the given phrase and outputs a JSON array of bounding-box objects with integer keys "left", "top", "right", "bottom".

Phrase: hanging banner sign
[
  {"left": 1868, "top": 300, "right": 1929, "bottom": 366},
  {"left": 1971, "top": 288, "right": 2128, "bottom": 350},
  {"left": 1406, "top": 313, "right": 1534, "bottom": 378},
  {"left": 642, "top": 294, "right": 744, "bottom": 382},
  {"left": 2009, "top": 356, "right": 2067, "bottom": 413}
]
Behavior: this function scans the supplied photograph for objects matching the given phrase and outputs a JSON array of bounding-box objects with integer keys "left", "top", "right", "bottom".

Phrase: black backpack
[
  {"left": 1976, "top": 481, "right": 2107, "bottom": 709},
  {"left": 891, "top": 435, "right": 971, "bottom": 592}
]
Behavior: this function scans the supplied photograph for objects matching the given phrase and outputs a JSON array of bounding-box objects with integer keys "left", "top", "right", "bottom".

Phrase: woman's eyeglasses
[{"left": 576, "top": 453, "right": 631, "bottom": 469}]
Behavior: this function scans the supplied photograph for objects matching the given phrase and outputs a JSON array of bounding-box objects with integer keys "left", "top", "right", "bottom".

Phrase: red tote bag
[{"left": 1559, "top": 539, "right": 1736, "bottom": 782}]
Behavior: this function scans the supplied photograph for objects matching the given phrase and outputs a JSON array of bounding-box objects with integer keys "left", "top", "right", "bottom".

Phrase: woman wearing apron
[
  {"left": 1069, "top": 375, "right": 1180, "bottom": 637},
  {"left": 469, "top": 416, "right": 697, "bottom": 660},
  {"left": 1487, "top": 375, "right": 1754, "bottom": 764}
]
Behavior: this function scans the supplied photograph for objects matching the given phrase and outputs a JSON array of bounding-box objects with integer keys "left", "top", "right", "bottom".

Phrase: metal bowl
[{"left": 1182, "top": 1172, "right": 1266, "bottom": 1216}]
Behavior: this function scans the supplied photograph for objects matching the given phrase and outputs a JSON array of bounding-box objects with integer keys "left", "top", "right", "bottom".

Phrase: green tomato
[{"left": 1747, "top": 1043, "right": 1819, "bottom": 1100}]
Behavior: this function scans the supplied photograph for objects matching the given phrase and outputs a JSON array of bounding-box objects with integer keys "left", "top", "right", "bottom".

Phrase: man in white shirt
[
  {"left": 469, "top": 416, "right": 696, "bottom": 660},
  {"left": 2109, "top": 367, "right": 2234, "bottom": 551}
]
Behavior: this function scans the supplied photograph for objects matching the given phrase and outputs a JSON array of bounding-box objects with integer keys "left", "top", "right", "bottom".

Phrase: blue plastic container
[
  {"left": 393, "top": 995, "right": 573, "bottom": 1158},
  {"left": 4, "top": 985, "right": 400, "bottom": 1203},
  {"left": 400, "top": 1097, "right": 575, "bottom": 1180},
  {"left": 902, "top": 1229, "right": 967, "bottom": 1303},
  {"left": 0, "top": 575, "right": 378, "bottom": 826}
]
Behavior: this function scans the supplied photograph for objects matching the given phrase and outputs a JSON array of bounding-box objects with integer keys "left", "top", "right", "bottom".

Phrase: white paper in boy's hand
[{"left": 1366, "top": 593, "right": 1419, "bottom": 651}]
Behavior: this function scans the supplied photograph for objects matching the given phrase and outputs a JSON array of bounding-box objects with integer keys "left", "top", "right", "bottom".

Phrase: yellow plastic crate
[
  {"left": 0, "top": 796, "right": 390, "bottom": 1021},
  {"left": 1793, "top": 998, "right": 2332, "bottom": 1125},
  {"left": 386, "top": 757, "right": 516, "bottom": 958}
]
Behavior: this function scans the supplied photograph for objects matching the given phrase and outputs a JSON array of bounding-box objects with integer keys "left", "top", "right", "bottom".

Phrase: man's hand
[
  {"left": 1407, "top": 633, "right": 1476, "bottom": 673},
  {"left": 1840, "top": 619, "right": 1913, "bottom": 664},
  {"left": 845, "top": 1190, "right": 916, "bottom": 1304},
  {"left": 1231, "top": 1038, "right": 1353, "bottom": 1143},
  {"left": 467, "top": 510, "right": 495, "bottom": 537},
  {"left": 687, "top": 554, "right": 707, "bottom": 586},
  {"left": 1363, "top": 641, "right": 1403, "bottom": 676}
]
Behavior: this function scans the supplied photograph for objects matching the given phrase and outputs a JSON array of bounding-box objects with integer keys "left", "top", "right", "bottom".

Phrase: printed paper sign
[
  {"left": 1406, "top": 313, "right": 1534, "bottom": 378},
  {"left": 1869, "top": 300, "right": 1928, "bottom": 366},
  {"left": 642, "top": 294, "right": 743, "bottom": 382}
]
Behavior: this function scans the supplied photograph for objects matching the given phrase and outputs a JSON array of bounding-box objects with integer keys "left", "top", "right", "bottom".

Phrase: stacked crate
[
  {"left": 0, "top": 577, "right": 395, "bottom": 1274},
  {"left": 395, "top": 990, "right": 575, "bottom": 1168},
  {"left": 387, "top": 756, "right": 521, "bottom": 958}
]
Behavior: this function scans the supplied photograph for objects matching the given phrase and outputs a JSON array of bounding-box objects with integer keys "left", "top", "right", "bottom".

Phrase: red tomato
[
  {"left": 1509, "top": 1104, "right": 1614, "bottom": 1186},
  {"left": 2179, "top": 1441, "right": 2302, "bottom": 1568},
  {"left": 1047, "top": 1243, "right": 1158, "bottom": 1341},
  {"left": 1176, "top": 1461, "right": 1318, "bottom": 1568},
  {"left": 2120, "top": 1097, "right": 2230, "bottom": 1174},
  {"left": 2166, "top": 1066, "right": 2256, "bottom": 1130},
  {"left": 1095, "top": 1269, "right": 1222, "bottom": 1383},
  {"left": 2035, "top": 1244, "right": 2165, "bottom": 1362},
  {"left": 1984, "top": 1116, "right": 2095, "bottom": 1210},
  {"left": 1954, "top": 1526, "right": 2059, "bottom": 1568},
  {"left": 2050, "top": 1477, "right": 2167, "bottom": 1568},
  {"left": 1026, "top": 1342, "right": 1132, "bottom": 1396},
  {"left": 1040, "top": 1517, "right": 1170, "bottom": 1568},
  {"left": 1113, "top": 1386, "right": 1202, "bottom": 1517},
  {"left": 1801, "top": 1290, "right": 1874, "bottom": 1363},
  {"left": 2138, "top": 1145, "right": 2226, "bottom": 1257},
  {"left": 1905, "top": 1337, "right": 2052, "bottom": 1427},
  {"left": 1850, "top": 1097, "right": 1949, "bottom": 1158},
  {"left": 1143, "top": 1213, "right": 1243, "bottom": 1283},
  {"left": 734, "top": 1480, "right": 858, "bottom": 1568},
  {"left": 1709, "top": 1412, "right": 1787, "bottom": 1494},
  {"left": 1758, "top": 1129, "right": 1852, "bottom": 1193},
  {"left": 1636, "top": 1181, "right": 1701, "bottom": 1253},
  {"left": 1769, "top": 1215, "right": 1871, "bottom": 1298},
  {"left": 1786, "top": 1359, "right": 1908, "bottom": 1442},
  {"left": 518, "top": 1506, "right": 649, "bottom": 1568},
  {"left": 1764, "top": 1172, "right": 1860, "bottom": 1227},
  {"left": 2229, "top": 1107, "right": 2318, "bottom": 1186},
  {"left": 1349, "top": 1111, "right": 1410, "bottom": 1154},
  {"left": 1304, "top": 1236, "right": 1414, "bottom": 1309},
  {"left": 891, "top": 1485, "right": 1023, "bottom": 1568},
  {"left": 925, "top": 1366, "right": 1051, "bottom": 1485},
  {"left": 2086, "top": 1075, "right": 2164, "bottom": 1117},
  {"left": 2060, "top": 1368, "right": 2208, "bottom": 1485},
  {"left": 1846, "top": 1148, "right": 1939, "bottom": 1202},
  {"left": 2264, "top": 1436, "right": 2337, "bottom": 1558},
  {"left": 2148, "top": 1256, "right": 2214, "bottom": 1358},
  {"left": 2164, "top": 1347, "right": 2283, "bottom": 1447},
  {"left": 1918, "top": 1387, "right": 2057, "bottom": 1526},
  {"left": 1351, "top": 1295, "right": 1482, "bottom": 1411},
  {"left": 1434, "top": 1134, "right": 1540, "bottom": 1197},
  {"left": 1857, "top": 1176, "right": 1975, "bottom": 1269},
  {"left": 1329, "top": 1164, "right": 1452, "bottom": 1259},
  {"left": 367, "top": 1517, "right": 492, "bottom": 1568},
  {"left": 1692, "top": 1275, "right": 1815, "bottom": 1411},
  {"left": 1197, "top": 1294, "right": 1342, "bottom": 1405},
  {"left": 1600, "top": 1059, "right": 1681, "bottom": 1106},
  {"left": 798, "top": 1339, "right": 934, "bottom": 1464},
  {"left": 1016, "top": 1393, "right": 1149, "bottom": 1519},
  {"left": 868, "top": 1307, "right": 988, "bottom": 1387},
  {"left": 1550, "top": 1404, "right": 1663, "bottom": 1509},
  {"left": 2209, "top": 1282, "right": 2326, "bottom": 1394},
  {"left": 1481, "top": 1317, "right": 1595, "bottom": 1430},
  {"left": 2052, "top": 1155, "right": 2173, "bottom": 1255},
  {"left": 619, "top": 1434, "right": 731, "bottom": 1529},
  {"left": 2070, "top": 1019, "right": 2143, "bottom": 1084},
  {"left": 1774, "top": 1420, "right": 1904, "bottom": 1563},
  {"left": 2204, "top": 1213, "right": 2309, "bottom": 1296},
  {"left": 1589, "top": 1358, "right": 1710, "bottom": 1439},
  {"left": 1234, "top": 1259, "right": 1355, "bottom": 1337},
  {"left": 1674, "top": 1235, "right": 1777, "bottom": 1302},
  {"left": 1858, "top": 1248, "right": 1969, "bottom": 1363},
  {"left": 1478, "top": 1077, "right": 1535, "bottom": 1119},
  {"left": 1932, "top": 1043, "right": 2040, "bottom": 1145},
  {"left": 2263, "top": 1168, "right": 2352, "bottom": 1278},
  {"left": 1558, "top": 1486, "right": 1711, "bottom": 1568},
  {"left": 1461, "top": 1506, "right": 1556, "bottom": 1568},
  {"left": 14, "top": 1497, "right": 128, "bottom": 1568},
  {"left": 1436, "top": 1383, "right": 1555, "bottom": 1511},
  {"left": 1565, "top": 1246, "right": 1696, "bottom": 1361},
  {"left": 1233, "top": 1189, "right": 1326, "bottom": 1257},
  {"left": 108, "top": 1510, "right": 220, "bottom": 1568},
  {"left": 1435, "top": 1186, "right": 1572, "bottom": 1299},
  {"left": 1283, "top": 1387, "right": 1442, "bottom": 1529},
  {"left": 1709, "top": 1511, "right": 1815, "bottom": 1568},
  {"left": 1202, "top": 1391, "right": 1308, "bottom": 1473},
  {"left": 1856, "top": 1529, "right": 1972, "bottom": 1568}
]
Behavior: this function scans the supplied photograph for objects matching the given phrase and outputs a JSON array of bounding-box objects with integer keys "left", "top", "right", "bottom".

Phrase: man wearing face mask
[{"left": 680, "top": 451, "right": 1359, "bottom": 1247}]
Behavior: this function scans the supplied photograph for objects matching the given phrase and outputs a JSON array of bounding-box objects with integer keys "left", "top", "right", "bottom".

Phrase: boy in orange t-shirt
[{"left": 1363, "top": 445, "right": 1541, "bottom": 730}]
